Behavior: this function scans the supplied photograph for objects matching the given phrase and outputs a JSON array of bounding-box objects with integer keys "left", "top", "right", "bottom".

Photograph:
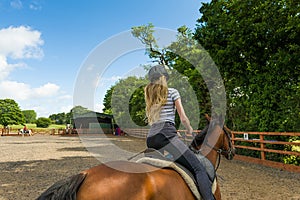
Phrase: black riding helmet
[{"left": 148, "top": 65, "right": 169, "bottom": 83}]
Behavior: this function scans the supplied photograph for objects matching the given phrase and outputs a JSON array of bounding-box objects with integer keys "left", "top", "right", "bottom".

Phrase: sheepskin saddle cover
[{"left": 136, "top": 149, "right": 216, "bottom": 200}]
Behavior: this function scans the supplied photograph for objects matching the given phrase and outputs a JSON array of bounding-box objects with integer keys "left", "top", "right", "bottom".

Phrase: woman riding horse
[
  {"left": 37, "top": 114, "right": 235, "bottom": 200},
  {"left": 144, "top": 65, "right": 215, "bottom": 200}
]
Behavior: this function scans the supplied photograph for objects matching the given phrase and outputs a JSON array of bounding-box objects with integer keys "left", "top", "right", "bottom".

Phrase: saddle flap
[
  {"left": 136, "top": 156, "right": 217, "bottom": 200},
  {"left": 144, "top": 148, "right": 215, "bottom": 182}
]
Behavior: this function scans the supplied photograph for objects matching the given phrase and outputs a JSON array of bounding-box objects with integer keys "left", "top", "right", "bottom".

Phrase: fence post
[
  {"left": 260, "top": 134, "right": 265, "bottom": 160},
  {"left": 231, "top": 132, "right": 235, "bottom": 146}
]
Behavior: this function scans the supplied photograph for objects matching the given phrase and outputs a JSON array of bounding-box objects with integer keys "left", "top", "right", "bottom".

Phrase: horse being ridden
[{"left": 37, "top": 115, "right": 235, "bottom": 200}]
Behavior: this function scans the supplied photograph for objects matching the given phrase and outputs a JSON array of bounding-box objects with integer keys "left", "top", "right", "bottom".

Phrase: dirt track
[{"left": 0, "top": 134, "right": 299, "bottom": 200}]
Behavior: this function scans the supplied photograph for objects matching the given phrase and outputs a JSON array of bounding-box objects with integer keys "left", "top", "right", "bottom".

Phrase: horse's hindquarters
[{"left": 77, "top": 161, "right": 195, "bottom": 200}]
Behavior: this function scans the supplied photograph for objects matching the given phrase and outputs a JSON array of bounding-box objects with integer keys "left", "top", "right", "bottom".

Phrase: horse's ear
[{"left": 204, "top": 114, "right": 211, "bottom": 122}]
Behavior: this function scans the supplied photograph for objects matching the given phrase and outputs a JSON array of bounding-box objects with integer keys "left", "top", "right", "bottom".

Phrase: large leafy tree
[
  {"left": 36, "top": 117, "right": 52, "bottom": 128},
  {"left": 103, "top": 76, "right": 148, "bottom": 128},
  {"left": 71, "top": 105, "right": 90, "bottom": 116},
  {"left": 22, "top": 110, "right": 37, "bottom": 123},
  {"left": 131, "top": 24, "right": 222, "bottom": 128},
  {"left": 49, "top": 112, "right": 66, "bottom": 125},
  {"left": 195, "top": 0, "right": 300, "bottom": 131},
  {"left": 0, "top": 99, "right": 25, "bottom": 127}
]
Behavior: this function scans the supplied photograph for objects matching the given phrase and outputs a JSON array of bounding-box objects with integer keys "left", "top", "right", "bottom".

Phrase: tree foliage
[
  {"left": 104, "top": 1, "right": 300, "bottom": 133},
  {"left": 71, "top": 105, "right": 90, "bottom": 115},
  {"left": 103, "top": 77, "right": 148, "bottom": 128},
  {"left": 195, "top": 0, "right": 300, "bottom": 132},
  {"left": 49, "top": 112, "right": 66, "bottom": 125},
  {"left": 22, "top": 110, "right": 37, "bottom": 123},
  {"left": 36, "top": 117, "right": 52, "bottom": 128},
  {"left": 0, "top": 99, "right": 25, "bottom": 127},
  {"left": 132, "top": 24, "right": 223, "bottom": 128}
]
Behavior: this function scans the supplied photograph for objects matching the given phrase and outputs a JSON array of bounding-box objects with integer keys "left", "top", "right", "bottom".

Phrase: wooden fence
[
  {"left": 1, "top": 128, "right": 75, "bottom": 135},
  {"left": 231, "top": 131, "right": 300, "bottom": 173},
  {"left": 2, "top": 127, "right": 299, "bottom": 172},
  {"left": 123, "top": 128, "right": 300, "bottom": 173}
]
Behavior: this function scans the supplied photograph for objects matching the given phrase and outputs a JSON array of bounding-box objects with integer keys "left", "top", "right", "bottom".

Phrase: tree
[
  {"left": 22, "top": 110, "right": 37, "bottom": 123},
  {"left": 102, "top": 85, "right": 115, "bottom": 115},
  {"left": 0, "top": 99, "right": 25, "bottom": 127},
  {"left": 194, "top": 0, "right": 300, "bottom": 132},
  {"left": 49, "top": 112, "right": 66, "bottom": 124},
  {"left": 109, "top": 76, "right": 148, "bottom": 128},
  {"left": 71, "top": 106, "right": 90, "bottom": 115},
  {"left": 36, "top": 117, "right": 52, "bottom": 128},
  {"left": 131, "top": 24, "right": 225, "bottom": 128},
  {"left": 69, "top": 106, "right": 90, "bottom": 127}
]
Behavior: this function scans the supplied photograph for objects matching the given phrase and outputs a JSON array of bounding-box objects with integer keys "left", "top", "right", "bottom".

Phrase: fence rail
[
  {"left": 123, "top": 128, "right": 300, "bottom": 172},
  {"left": 231, "top": 131, "right": 300, "bottom": 173},
  {"left": 2, "top": 127, "right": 299, "bottom": 172}
]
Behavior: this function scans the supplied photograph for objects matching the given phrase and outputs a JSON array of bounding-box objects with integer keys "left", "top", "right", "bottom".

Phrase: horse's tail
[{"left": 36, "top": 172, "right": 87, "bottom": 200}]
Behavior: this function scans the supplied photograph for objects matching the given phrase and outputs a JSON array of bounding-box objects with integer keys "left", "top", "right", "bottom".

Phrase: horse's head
[{"left": 190, "top": 114, "right": 235, "bottom": 160}]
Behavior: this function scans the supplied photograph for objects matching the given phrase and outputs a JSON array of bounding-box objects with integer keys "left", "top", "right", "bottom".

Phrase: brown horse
[{"left": 37, "top": 115, "right": 235, "bottom": 200}]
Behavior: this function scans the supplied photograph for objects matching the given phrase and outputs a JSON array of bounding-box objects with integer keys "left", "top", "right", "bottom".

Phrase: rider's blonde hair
[{"left": 144, "top": 75, "right": 168, "bottom": 125}]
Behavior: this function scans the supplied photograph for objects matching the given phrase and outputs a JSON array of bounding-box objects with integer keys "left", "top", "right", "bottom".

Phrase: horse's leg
[{"left": 214, "top": 182, "right": 222, "bottom": 200}]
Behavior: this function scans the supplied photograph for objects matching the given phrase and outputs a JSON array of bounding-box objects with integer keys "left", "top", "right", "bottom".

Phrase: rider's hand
[{"left": 187, "top": 126, "right": 193, "bottom": 135}]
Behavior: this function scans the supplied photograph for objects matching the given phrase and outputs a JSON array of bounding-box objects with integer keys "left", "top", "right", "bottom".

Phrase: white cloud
[
  {"left": 0, "top": 25, "right": 68, "bottom": 118},
  {"left": 58, "top": 94, "right": 73, "bottom": 100},
  {"left": 33, "top": 83, "right": 60, "bottom": 97},
  {"left": 0, "top": 81, "right": 31, "bottom": 100},
  {"left": 0, "top": 81, "right": 60, "bottom": 100},
  {"left": 0, "top": 55, "right": 26, "bottom": 80},
  {"left": 0, "top": 26, "right": 44, "bottom": 81},
  {"left": 0, "top": 25, "right": 44, "bottom": 59},
  {"left": 29, "top": 2, "right": 42, "bottom": 10},
  {"left": 10, "top": 0, "right": 23, "bottom": 9}
]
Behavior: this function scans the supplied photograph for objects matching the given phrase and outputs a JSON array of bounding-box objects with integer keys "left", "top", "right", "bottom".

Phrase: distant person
[
  {"left": 115, "top": 126, "right": 121, "bottom": 136},
  {"left": 5, "top": 125, "right": 10, "bottom": 134},
  {"left": 23, "top": 125, "right": 29, "bottom": 134},
  {"left": 66, "top": 124, "right": 71, "bottom": 134}
]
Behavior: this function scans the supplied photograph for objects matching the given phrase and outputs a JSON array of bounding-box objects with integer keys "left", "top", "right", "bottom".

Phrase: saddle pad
[{"left": 136, "top": 157, "right": 216, "bottom": 200}]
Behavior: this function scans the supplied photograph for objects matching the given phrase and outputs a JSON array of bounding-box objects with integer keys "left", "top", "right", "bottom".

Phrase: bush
[{"left": 35, "top": 117, "right": 52, "bottom": 128}]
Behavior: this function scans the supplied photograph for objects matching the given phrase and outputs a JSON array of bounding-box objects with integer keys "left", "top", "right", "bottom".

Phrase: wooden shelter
[{"left": 73, "top": 111, "right": 113, "bottom": 134}]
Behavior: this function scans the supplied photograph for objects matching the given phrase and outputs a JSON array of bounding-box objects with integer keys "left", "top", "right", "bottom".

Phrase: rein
[{"left": 190, "top": 126, "right": 234, "bottom": 171}]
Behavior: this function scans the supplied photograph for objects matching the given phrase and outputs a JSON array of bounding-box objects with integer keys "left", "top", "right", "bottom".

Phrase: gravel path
[{"left": 0, "top": 134, "right": 299, "bottom": 200}]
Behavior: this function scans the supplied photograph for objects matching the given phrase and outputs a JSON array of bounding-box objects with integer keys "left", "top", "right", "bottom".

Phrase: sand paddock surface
[{"left": 0, "top": 134, "right": 299, "bottom": 200}]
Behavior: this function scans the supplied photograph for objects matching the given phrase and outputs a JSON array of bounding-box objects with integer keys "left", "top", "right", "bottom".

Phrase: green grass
[{"left": 8, "top": 124, "right": 66, "bottom": 129}]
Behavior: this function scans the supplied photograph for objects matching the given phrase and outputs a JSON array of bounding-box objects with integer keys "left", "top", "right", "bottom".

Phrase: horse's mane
[
  {"left": 190, "top": 123, "right": 209, "bottom": 149},
  {"left": 190, "top": 114, "right": 230, "bottom": 149}
]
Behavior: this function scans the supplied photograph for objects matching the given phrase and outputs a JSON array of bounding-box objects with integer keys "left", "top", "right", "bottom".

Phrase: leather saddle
[{"left": 143, "top": 148, "right": 216, "bottom": 184}]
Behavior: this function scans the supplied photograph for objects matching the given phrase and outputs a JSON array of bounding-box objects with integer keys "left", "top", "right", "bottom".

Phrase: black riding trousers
[{"left": 147, "top": 122, "right": 215, "bottom": 200}]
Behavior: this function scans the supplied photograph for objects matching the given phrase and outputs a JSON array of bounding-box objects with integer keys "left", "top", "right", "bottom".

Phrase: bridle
[{"left": 190, "top": 124, "right": 235, "bottom": 170}]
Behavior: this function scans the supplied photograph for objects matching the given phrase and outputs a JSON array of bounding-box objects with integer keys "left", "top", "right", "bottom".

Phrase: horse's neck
[{"left": 201, "top": 145, "right": 219, "bottom": 168}]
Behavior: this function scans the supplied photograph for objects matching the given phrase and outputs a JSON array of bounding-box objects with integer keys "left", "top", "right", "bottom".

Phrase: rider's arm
[{"left": 174, "top": 98, "right": 193, "bottom": 134}]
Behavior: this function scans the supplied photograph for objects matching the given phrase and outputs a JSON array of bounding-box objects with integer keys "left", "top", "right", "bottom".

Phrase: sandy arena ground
[{"left": 0, "top": 134, "right": 299, "bottom": 200}]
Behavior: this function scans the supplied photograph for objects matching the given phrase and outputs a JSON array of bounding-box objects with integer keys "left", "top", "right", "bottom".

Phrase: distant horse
[
  {"left": 37, "top": 115, "right": 235, "bottom": 200},
  {"left": 19, "top": 129, "right": 32, "bottom": 136}
]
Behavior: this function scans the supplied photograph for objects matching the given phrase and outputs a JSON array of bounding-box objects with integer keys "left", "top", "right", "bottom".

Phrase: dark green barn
[{"left": 73, "top": 111, "right": 113, "bottom": 134}]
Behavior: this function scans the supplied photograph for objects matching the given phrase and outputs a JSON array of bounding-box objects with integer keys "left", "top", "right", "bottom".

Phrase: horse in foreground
[{"left": 37, "top": 116, "right": 235, "bottom": 200}]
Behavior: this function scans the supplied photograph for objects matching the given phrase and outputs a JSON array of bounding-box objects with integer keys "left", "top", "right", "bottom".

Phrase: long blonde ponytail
[{"left": 144, "top": 76, "right": 168, "bottom": 125}]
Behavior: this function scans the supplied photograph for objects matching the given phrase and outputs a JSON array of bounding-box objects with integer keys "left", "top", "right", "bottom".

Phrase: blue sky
[{"left": 0, "top": 0, "right": 210, "bottom": 118}]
